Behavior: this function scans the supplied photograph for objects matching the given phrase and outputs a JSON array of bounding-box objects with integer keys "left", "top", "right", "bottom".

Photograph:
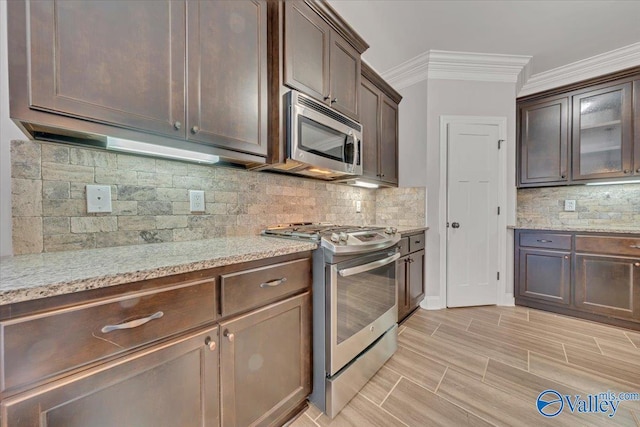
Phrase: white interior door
[{"left": 447, "top": 122, "right": 499, "bottom": 307}]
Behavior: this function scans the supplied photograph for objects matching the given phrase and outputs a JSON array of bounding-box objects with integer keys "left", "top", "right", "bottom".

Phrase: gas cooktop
[{"left": 262, "top": 223, "right": 399, "bottom": 254}]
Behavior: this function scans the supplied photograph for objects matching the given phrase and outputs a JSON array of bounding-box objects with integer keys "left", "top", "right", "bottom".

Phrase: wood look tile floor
[{"left": 289, "top": 306, "right": 640, "bottom": 427}]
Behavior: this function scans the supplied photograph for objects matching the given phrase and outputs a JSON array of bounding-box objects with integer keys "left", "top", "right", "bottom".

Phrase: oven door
[{"left": 327, "top": 249, "right": 399, "bottom": 375}]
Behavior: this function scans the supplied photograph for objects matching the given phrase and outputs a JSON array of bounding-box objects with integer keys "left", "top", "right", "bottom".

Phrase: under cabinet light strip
[
  {"left": 106, "top": 137, "right": 220, "bottom": 164},
  {"left": 352, "top": 180, "right": 379, "bottom": 189},
  {"left": 585, "top": 180, "right": 640, "bottom": 186}
]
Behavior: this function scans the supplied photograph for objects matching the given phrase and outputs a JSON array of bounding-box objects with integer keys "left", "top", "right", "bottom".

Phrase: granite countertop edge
[
  {"left": 0, "top": 237, "right": 318, "bottom": 306},
  {"left": 507, "top": 225, "right": 640, "bottom": 234}
]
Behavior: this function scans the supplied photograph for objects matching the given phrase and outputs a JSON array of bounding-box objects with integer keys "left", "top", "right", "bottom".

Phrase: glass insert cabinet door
[{"left": 572, "top": 82, "right": 633, "bottom": 180}]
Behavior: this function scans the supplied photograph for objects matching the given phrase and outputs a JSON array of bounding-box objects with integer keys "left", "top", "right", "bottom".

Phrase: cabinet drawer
[
  {"left": 576, "top": 235, "right": 640, "bottom": 257},
  {"left": 398, "top": 237, "right": 409, "bottom": 256},
  {"left": 1, "top": 278, "right": 216, "bottom": 393},
  {"left": 220, "top": 258, "right": 311, "bottom": 317},
  {"left": 519, "top": 232, "right": 572, "bottom": 250},
  {"left": 408, "top": 233, "right": 425, "bottom": 253}
]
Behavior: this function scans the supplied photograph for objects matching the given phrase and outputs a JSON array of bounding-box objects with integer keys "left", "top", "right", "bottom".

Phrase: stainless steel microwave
[{"left": 275, "top": 91, "right": 362, "bottom": 180}]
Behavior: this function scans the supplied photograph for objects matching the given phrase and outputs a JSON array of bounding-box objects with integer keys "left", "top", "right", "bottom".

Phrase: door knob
[{"left": 451, "top": 222, "right": 460, "bottom": 228}]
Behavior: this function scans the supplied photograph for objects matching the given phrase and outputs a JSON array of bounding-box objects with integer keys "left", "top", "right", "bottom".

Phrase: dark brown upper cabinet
[
  {"left": 572, "top": 82, "right": 633, "bottom": 181},
  {"left": 359, "top": 63, "right": 401, "bottom": 186},
  {"left": 8, "top": 0, "right": 269, "bottom": 164},
  {"left": 518, "top": 97, "right": 569, "bottom": 186},
  {"left": 516, "top": 67, "right": 640, "bottom": 187},
  {"left": 187, "top": 0, "right": 268, "bottom": 157},
  {"left": 633, "top": 79, "right": 640, "bottom": 175},
  {"left": 284, "top": 1, "right": 366, "bottom": 121},
  {"left": 20, "top": 0, "right": 186, "bottom": 139}
]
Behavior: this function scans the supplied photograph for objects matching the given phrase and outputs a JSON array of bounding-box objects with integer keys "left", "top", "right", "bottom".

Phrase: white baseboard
[
  {"left": 420, "top": 296, "right": 443, "bottom": 310},
  {"left": 499, "top": 293, "right": 515, "bottom": 306}
]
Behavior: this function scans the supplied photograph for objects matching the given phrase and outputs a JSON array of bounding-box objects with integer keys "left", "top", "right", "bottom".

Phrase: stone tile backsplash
[
  {"left": 517, "top": 185, "right": 640, "bottom": 231},
  {"left": 11, "top": 140, "right": 426, "bottom": 254}
]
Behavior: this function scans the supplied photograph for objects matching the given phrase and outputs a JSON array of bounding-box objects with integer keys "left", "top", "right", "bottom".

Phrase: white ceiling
[{"left": 328, "top": 0, "right": 640, "bottom": 76}]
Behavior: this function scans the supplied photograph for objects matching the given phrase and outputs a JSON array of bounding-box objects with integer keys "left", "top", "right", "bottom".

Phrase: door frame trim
[{"left": 438, "top": 115, "right": 509, "bottom": 308}]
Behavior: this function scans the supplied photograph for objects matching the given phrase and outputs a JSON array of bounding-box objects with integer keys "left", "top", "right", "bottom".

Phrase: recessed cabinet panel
[
  {"left": 28, "top": 1, "right": 185, "bottom": 138},
  {"left": 634, "top": 80, "right": 640, "bottom": 175},
  {"left": 380, "top": 96, "right": 399, "bottom": 185},
  {"left": 519, "top": 98, "right": 569, "bottom": 185},
  {"left": 360, "top": 79, "right": 381, "bottom": 180},
  {"left": 518, "top": 249, "right": 571, "bottom": 305},
  {"left": 574, "top": 255, "right": 639, "bottom": 319},
  {"left": 284, "top": 1, "right": 329, "bottom": 102},
  {"left": 330, "top": 36, "right": 360, "bottom": 120},
  {"left": 220, "top": 292, "right": 311, "bottom": 427},
  {"left": 2, "top": 327, "right": 219, "bottom": 427},
  {"left": 409, "top": 249, "right": 426, "bottom": 306},
  {"left": 187, "top": 0, "right": 268, "bottom": 156},
  {"left": 572, "top": 83, "right": 633, "bottom": 180}
]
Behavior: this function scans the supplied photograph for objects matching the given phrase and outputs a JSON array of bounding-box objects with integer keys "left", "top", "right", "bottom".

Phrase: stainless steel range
[{"left": 263, "top": 223, "right": 400, "bottom": 418}]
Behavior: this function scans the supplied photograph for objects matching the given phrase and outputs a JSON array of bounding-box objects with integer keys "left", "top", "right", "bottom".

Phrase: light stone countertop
[
  {"left": 0, "top": 237, "right": 318, "bottom": 306},
  {"left": 508, "top": 225, "right": 639, "bottom": 234}
]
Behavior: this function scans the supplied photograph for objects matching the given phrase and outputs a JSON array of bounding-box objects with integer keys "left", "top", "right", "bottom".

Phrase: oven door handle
[{"left": 338, "top": 252, "right": 401, "bottom": 277}]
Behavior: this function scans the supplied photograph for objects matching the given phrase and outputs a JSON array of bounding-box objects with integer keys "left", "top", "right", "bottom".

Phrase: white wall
[
  {"left": 423, "top": 79, "right": 517, "bottom": 305},
  {"left": 1, "top": 1, "right": 26, "bottom": 257},
  {"left": 398, "top": 79, "right": 428, "bottom": 188}
]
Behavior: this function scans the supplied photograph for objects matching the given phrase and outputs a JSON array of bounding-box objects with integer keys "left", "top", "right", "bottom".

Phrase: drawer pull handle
[
  {"left": 260, "top": 277, "right": 287, "bottom": 288},
  {"left": 101, "top": 311, "right": 164, "bottom": 333},
  {"left": 414, "top": 240, "right": 421, "bottom": 244},
  {"left": 630, "top": 245, "right": 640, "bottom": 249},
  {"left": 537, "top": 239, "right": 552, "bottom": 243}
]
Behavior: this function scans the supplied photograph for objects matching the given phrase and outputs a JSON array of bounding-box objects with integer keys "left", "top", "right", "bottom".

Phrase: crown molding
[
  {"left": 518, "top": 42, "right": 640, "bottom": 97},
  {"left": 381, "top": 50, "right": 532, "bottom": 90}
]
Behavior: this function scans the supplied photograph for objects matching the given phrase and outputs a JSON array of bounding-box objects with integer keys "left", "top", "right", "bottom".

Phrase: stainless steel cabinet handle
[
  {"left": 537, "top": 239, "right": 552, "bottom": 243},
  {"left": 173, "top": 121, "right": 182, "bottom": 130},
  {"left": 630, "top": 245, "right": 640, "bottom": 249},
  {"left": 260, "top": 278, "right": 287, "bottom": 288},
  {"left": 561, "top": 174, "right": 566, "bottom": 179},
  {"left": 324, "top": 95, "right": 331, "bottom": 101},
  {"left": 634, "top": 263, "right": 640, "bottom": 267},
  {"left": 224, "top": 330, "right": 235, "bottom": 342},
  {"left": 204, "top": 336, "right": 216, "bottom": 351},
  {"left": 636, "top": 168, "right": 640, "bottom": 173},
  {"left": 331, "top": 98, "right": 338, "bottom": 104},
  {"left": 338, "top": 252, "right": 400, "bottom": 277},
  {"left": 564, "top": 256, "right": 569, "bottom": 259},
  {"left": 191, "top": 125, "right": 200, "bottom": 134},
  {"left": 101, "top": 311, "right": 163, "bottom": 333}
]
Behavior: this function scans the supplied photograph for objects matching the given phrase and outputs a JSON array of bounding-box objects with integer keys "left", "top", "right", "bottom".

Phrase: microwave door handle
[
  {"left": 338, "top": 252, "right": 400, "bottom": 277},
  {"left": 352, "top": 136, "right": 359, "bottom": 171}
]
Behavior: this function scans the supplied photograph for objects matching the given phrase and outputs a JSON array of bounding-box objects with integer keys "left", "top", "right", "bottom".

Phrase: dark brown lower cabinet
[
  {"left": 398, "top": 232, "right": 426, "bottom": 323},
  {"left": 220, "top": 292, "right": 311, "bottom": 427},
  {"left": 515, "top": 229, "right": 640, "bottom": 330},
  {"left": 1, "top": 326, "right": 219, "bottom": 427},
  {"left": 517, "top": 248, "right": 570, "bottom": 305},
  {"left": 574, "top": 254, "right": 640, "bottom": 320}
]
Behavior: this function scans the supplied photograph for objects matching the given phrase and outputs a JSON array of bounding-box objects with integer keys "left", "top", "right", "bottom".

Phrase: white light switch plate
[
  {"left": 86, "top": 185, "right": 112, "bottom": 213},
  {"left": 356, "top": 201, "right": 362, "bottom": 213},
  {"left": 564, "top": 200, "right": 576, "bottom": 212},
  {"left": 189, "top": 190, "right": 205, "bottom": 212}
]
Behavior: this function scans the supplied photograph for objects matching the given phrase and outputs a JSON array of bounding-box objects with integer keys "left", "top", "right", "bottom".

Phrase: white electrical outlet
[
  {"left": 356, "top": 201, "right": 362, "bottom": 213},
  {"left": 564, "top": 199, "right": 576, "bottom": 212},
  {"left": 189, "top": 190, "right": 205, "bottom": 212},
  {"left": 86, "top": 185, "right": 112, "bottom": 213}
]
